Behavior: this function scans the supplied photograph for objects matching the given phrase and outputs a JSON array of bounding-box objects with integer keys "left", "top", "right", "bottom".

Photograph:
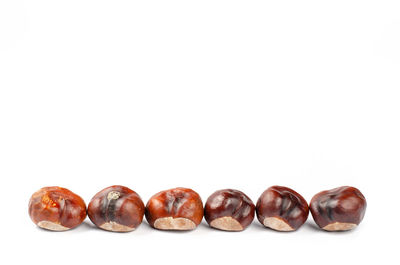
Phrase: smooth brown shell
[
  {"left": 87, "top": 185, "right": 145, "bottom": 232},
  {"left": 256, "top": 186, "right": 309, "bottom": 231},
  {"left": 204, "top": 189, "right": 255, "bottom": 231},
  {"left": 145, "top": 187, "right": 204, "bottom": 230},
  {"left": 28, "top": 186, "right": 87, "bottom": 231},
  {"left": 309, "top": 186, "right": 367, "bottom": 231}
]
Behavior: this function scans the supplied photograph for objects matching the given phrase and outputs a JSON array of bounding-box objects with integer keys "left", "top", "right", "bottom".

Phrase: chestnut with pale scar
[
  {"left": 309, "top": 186, "right": 366, "bottom": 231},
  {"left": 256, "top": 186, "right": 309, "bottom": 231},
  {"left": 145, "top": 187, "right": 203, "bottom": 231},
  {"left": 28, "top": 186, "right": 87, "bottom": 231},
  {"left": 204, "top": 189, "right": 255, "bottom": 231},
  {"left": 87, "top": 185, "right": 145, "bottom": 232}
]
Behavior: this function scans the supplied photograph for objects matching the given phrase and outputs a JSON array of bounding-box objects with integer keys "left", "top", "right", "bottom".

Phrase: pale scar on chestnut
[
  {"left": 263, "top": 217, "right": 294, "bottom": 232},
  {"left": 107, "top": 191, "right": 120, "bottom": 200},
  {"left": 153, "top": 217, "right": 196, "bottom": 230},
  {"left": 210, "top": 216, "right": 243, "bottom": 231},
  {"left": 37, "top": 221, "right": 69, "bottom": 231}
]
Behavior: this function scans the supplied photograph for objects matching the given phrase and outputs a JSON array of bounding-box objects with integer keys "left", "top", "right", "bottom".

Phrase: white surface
[{"left": 1, "top": 1, "right": 399, "bottom": 264}]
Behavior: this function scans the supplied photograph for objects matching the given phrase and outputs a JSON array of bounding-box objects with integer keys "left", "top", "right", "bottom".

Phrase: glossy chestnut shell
[
  {"left": 28, "top": 186, "right": 87, "bottom": 231},
  {"left": 145, "top": 187, "right": 203, "bottom": 230},
  {"left": 256, "top": 186, "right": 309, "bottom": 231},
  {"left": 309, "top": 186, "right": 367, "bottom": 231},
  {"left": 87, "top": 185, "right": 145, "bottom": 232},
  {"left": 204, "top": 189, "right": 255, "bottom": 231}
]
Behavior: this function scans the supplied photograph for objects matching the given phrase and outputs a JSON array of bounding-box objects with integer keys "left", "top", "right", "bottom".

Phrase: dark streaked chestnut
[
  {"left": 87, "top": 185, "right": 145, "bottom": 232},
  {"left": 256, "top": 186, "right": 309, "bottom": 231},
  {"left": 145, "top": 187, "right": 203, "bottom": 231},
  {"left": 28, "top": 186, "right": 87, "bottom": 231},
  {"left": 204, "top": 189, "right": 255, "bottom": 231},
  {"left": 309, "top": 186, "right": 366, "bottom": 231}
]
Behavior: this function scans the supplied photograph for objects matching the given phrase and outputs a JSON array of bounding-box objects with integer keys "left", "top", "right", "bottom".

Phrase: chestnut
[
  {"left": 87, "top": 185, "right": 145, "bottom": 232},
  {"left": 28, "top": 186, "right": 87, "bottom": 231},
  {"left": 309, "top": 186, "right": 366, "bottom": 231},
  {"left": 256, "top": 186, "right": 309, "bottom": 231},
  {"left": 145, "top": 187, "right": 203, "bottom": 230},
  {"left": 204, "top": 189, "right": 255, "bottom": 231}
]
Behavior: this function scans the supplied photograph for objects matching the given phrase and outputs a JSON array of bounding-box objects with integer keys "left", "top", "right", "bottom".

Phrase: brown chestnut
[
  {"left": 256, "top": 186, "right": 309, "bottom": 231},
  {"left": 145, "top": 187, "right": 203, "bottom": 230},
  {"left": 309, "top": 186, "right": 366, "bottom": 231},
  {"left": 87, "top": 185, "right": 145, "bottom": 232},
  {"left": 28, "top": 186, "right": 87, "bottom": 231},
  {"left": 204, "top": 189, "right": 255, "bottom": 231}
]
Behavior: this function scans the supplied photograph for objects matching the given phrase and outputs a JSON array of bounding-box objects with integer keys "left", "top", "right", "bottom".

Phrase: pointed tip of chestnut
[
  {"left": 309, "top": 186, "right": 367, "bottom": 231},
  {"left": 28, "top": 186, "right": 87, "bottom": 231},
  {"left": 256, "top": 185, "right": 309, "bottom": 232},
  {"left": 204, "top": 189, "right": 255, "bottom": 232},
  {"left": 87, "top": 185, "right": 145, "bottom": 232},
  {"left": 145, "top": 187, "right": 203, "bottom": 231}
]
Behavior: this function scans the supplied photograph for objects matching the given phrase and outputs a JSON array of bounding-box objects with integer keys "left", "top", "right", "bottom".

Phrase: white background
[{"left": 1, "top": 1, "right": 399, "bottom": 264}]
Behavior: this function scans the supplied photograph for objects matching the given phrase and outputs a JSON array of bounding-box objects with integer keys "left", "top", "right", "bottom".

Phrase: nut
[
  {"left": 309, "top": 186, "right": 367, "bottom": 231},
  {"left": 87, "top": 185, "right": 145, "bottom": 232},
  {"left": 145, "top": 187, "right": 203, "bottom": 230},
  {"left": 204, "top": 189, "right": 255, "bottom": 231},
  {"left": 256, "top": 186, "right": 309, "bottom": 231},
  {"left": 28, "top": 186, "right": 87, "bottom": 231}
]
